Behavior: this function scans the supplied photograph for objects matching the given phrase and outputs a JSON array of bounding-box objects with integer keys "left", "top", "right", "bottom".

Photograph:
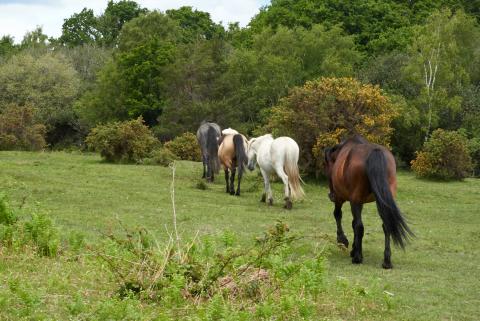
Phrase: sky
[{"left": 0, "top": 0, "right": 271, "bottom": 43}]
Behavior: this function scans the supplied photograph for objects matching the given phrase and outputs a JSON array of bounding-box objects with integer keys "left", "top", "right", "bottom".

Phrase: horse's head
[{"left": 247, "top": 138, "right": 258, "bottom": 171}]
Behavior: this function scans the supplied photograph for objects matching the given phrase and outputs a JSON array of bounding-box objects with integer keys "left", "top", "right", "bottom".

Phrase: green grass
[{"left": 0, "top": 151, "right": 479, "bottom": 320}]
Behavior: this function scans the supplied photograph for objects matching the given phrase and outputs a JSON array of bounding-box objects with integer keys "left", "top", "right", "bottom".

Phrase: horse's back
[
  {"left": 218, "top": 135, "right": 235, "bottom": 168},
  {"left": 332, "top": 142, "right": 396, "bottom": 203}
]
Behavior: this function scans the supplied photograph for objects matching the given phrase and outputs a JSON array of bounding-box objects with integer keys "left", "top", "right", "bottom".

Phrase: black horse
[
  {"left": 196, "top": 121, "right": 221, "bottom": 182},
  {"left": 324, "top": 136, "right": 414, "bottom": 269}
]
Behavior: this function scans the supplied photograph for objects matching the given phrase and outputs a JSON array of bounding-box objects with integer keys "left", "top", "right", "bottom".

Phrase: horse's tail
[
  {"left": 366, "top": 149, "right": 413, "bottom": 248},
  {"left": 207, "top": 126, "right": 220, "bottom": 174},
  {"left": 233, "top": 134, "right": 247, "bottom": 175},
  {"left": 284, "top": 148, "right": 305, "bottom": 201}
]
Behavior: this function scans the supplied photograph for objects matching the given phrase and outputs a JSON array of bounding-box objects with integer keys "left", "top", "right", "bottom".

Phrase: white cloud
[{"left": 0, "top": 0, "right": 270, "bottom": 43}]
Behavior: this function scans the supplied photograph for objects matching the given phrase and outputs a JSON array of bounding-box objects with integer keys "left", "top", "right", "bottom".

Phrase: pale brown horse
[
  {"left": 218, "top": 130, "right": 248, "bottom": 196},
  {"left": 324, "top": 135, "right": 413, "bottom": 269}
]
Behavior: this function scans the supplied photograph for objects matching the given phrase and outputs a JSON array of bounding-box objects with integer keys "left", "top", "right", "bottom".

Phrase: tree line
[{"left": 0, "top": 0, "right": 479, "bottom": 174}]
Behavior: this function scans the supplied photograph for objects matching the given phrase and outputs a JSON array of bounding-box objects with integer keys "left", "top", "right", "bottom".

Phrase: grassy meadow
[{"left": 0, "top": 151, "right": 479, "bottom": 320}]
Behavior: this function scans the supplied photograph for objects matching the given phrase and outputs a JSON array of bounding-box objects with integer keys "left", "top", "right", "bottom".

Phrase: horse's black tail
[
  {"left": 366, "top": 149, "right": 413, "bottom": 248},
  {"left": 233, "top": 134, "right": 247, "bottom": 175},
  {"left": 207, "top": 126, "right": 220, "bottom": 174}
]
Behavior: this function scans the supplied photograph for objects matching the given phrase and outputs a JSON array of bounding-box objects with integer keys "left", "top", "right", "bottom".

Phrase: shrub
[
  {"left": 85, "top": 117, "right": 158, "bottom": 163},
  {"left": 142, "top": 147, "right": 177, "bottom": 166},
  {"left": 164, "top": 132, "right": 201, "bottom": 161},
  {"left": 411, "top": 129, "right": 473, "bottom": 180},
  {"left": 0, "top": 105, "right": 47, "bottom": 151},
  {"left": 468, "top": 137, "right": 480, "bottom": 177},
  {"left": 264, "top": 77, "right": 398, "bottom": 175}
]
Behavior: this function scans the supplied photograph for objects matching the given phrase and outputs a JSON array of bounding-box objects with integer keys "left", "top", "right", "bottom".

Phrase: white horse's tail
[{"left": 284, "top": 150, "right": 305, "bottom": 201}]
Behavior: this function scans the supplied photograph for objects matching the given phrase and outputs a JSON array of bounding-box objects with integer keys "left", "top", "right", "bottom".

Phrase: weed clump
[
  {"left": 97, "top": 221, "right": 328, "bottom": 319},
  {"left": 0, "top": 197, "right": 60, "bottom": 257}
]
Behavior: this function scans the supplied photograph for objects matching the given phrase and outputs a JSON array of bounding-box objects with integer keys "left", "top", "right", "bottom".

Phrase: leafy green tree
[
  {"left": 156, "top": 38, "right": 229, "bottom": 139},
  {"left": 97, "top": 0, "right": 148, "bottom": 46},
  {"left": 0, "top": 52, "right": 80, "bottom": 144},
  {"left": 250, "top": 0, "right": 477, "bottom": 55},
  {"left": 0, "top": 35, "right": 16, "bottom": 59},
  {"left": 166, "top": 6, "right": 225, "bottom": 42},
  {"left": 403, "top": 9, "right": 480, "bottom": 140},
  {"left": 60, "top": 8, "right": 100, "bottom": 47},
  {"left": 76, "top": 11, "right": 180, "bottom": 128}
]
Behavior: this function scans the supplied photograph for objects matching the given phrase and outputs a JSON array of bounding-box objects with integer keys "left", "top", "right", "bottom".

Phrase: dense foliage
[
  {"left": 265, "top": 77, "right": 397, "bottom": 174},
  {"left": 0, "top": 1, "right": 479, "bottom": 177},
  {"left": 0, "top": 105, "right": 46, "bottom": 151},
  {"left": 85, "top": 118, "right": 157, "bottom": 163},
  {"left": 411, "top": 129, "right": 473, "bottom": 180}
]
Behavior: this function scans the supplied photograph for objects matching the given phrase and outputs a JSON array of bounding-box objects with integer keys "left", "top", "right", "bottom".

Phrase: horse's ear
[{"left": 249, "top": 138, "right": 256, "bottom": 146}]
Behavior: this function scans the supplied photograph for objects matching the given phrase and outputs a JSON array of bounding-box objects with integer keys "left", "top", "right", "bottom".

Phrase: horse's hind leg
[
  {"left": 260, "top": 168, "right": 273, "bottom": 205},
  {"left": 229, "top": 168, "right": 236, "bottom": 195},
  {"left": 224, "top": 169, "right": 230, "bottom": 193},
  {"left": 350, "top": 203, "right": 364, "bottom": 264},
  {"left": 275, "top": 165, "right": 292, "bottom": 209},
  {"left": 235, "top": 166, "right": 242, "bottom": 196},
  {"left": 202, "top": 155, "right": 207, "bottom": 179},
  {"left": 333, "top": 202, "right": 348, "bottom": 247},
  {"left": 382, "top": 224, "right": 393, "bottom": 269}
]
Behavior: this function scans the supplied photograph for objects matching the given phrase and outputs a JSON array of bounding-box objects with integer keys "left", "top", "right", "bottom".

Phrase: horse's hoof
[
  {"left": 268, "top": 199, "right": 273, "bottom": 206},
  {"left": 230, "top": 190, "right": 235, "bottom": 195},
  {"left": 337, "top": 236, "right": 349, "bottom": 248},
  {"left": 352, "top": 255, "right": 363, "bottom": 264},
  {"left": 235, "top": 192, "right": 240, "bottom": 196},
  {"left": 260, "top": 194, "right": 266, "bottom": 203},
  {"left": 382, "top": 261, "right": 393, "bottom": 269},
  {"left": 284, "top": 200, "right": 293, "bottom": 210}
]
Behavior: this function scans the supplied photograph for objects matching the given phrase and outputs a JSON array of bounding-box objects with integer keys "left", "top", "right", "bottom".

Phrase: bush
[
  {"left": 411, "top": 129, "right": 473, "bottom": 180},
  {"left": 142, "top": 147, "right": 177, "bottom": 166},
  {"left": 264, "top": 77, "right": 398, "bottom": 175},
  {"left": 85, "top": 117, "right": 158, "bottom": 163},
  {"left": 468, "top": 137, "right": 480, "bottom": 177},
  {"left": 0, "top": 105, "right": 47, "bottom": 151},
  {"left": 164, "top": 132, "right": 201, "bottom": 161}
]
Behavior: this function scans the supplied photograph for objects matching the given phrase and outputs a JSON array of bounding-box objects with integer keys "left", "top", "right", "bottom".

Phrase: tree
[
  {"left": 0, "top": 52, "right": 80, "bottom": 144},
  {"left": 97, "top": 0, "right": 148, "bottom": 46},
  {"left": 404, "top": 9, "right": 480, "bottom": 141},
  {"left": 166, "top": 6, "right": 225, "bottom": 42},
  {"left": 75, "top": 11, "right": 180, "bottom": 128},
  {"left": 60, "top": 8, "right": 100, "bottom": 47},
  {"left": 249, "top": 0, "right": 477, "bottom": 55},
  {"left": 0, "top": 35, "right": 17, "bottom": 59}
]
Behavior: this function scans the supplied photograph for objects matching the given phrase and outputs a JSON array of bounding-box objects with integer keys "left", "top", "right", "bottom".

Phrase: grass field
[{"left": 0, "top": 151, "right": 479, "bottom": 320}]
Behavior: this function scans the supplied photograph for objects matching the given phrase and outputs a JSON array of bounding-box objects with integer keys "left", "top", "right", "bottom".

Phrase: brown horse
[
  {"left": 218, "top": 130, "right": 248, "bottom": 196},
  {"left": 324, "top": 136, "right": 413, "bottom": 269}
]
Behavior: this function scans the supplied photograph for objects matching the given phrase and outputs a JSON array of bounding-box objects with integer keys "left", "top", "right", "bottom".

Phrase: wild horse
[
  {"left": 196, "top": 121, "right": 221, "bottom": 182},
  {"left": 247, "top": 134, "right": 304, "bottom": 209},
  {"left": 324, "top": 136, "right": 413, "bottom": 269},
  {"left": 218, "top": 129, "right": 248, "bottom": 196}
]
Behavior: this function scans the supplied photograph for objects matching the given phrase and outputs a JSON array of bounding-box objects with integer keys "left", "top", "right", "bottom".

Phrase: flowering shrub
[{"left": 265, "top": 77, "right": 398, "bottom": 175}]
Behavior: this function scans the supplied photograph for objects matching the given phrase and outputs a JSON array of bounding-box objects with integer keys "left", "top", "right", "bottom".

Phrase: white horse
[{"left": 247, "top": 134, "right": 304, "bottom": 209}]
